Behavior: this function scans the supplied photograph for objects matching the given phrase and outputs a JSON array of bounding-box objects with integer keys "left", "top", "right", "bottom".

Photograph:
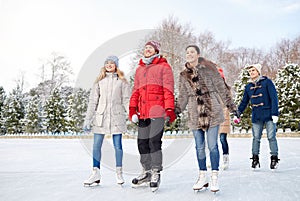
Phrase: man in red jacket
[{"left": 129, "top": 40, "right": 176, "bottom": 192}]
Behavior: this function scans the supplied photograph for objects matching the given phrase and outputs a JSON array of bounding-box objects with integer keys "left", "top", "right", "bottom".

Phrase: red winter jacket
[{"left": 129, "top": 56, "right": 175, "bottom": 119}]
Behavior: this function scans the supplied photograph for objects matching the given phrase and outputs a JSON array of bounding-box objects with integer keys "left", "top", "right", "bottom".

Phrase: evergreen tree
[
  {"left": 24, "top": 94, "right": 42, "bottom": 133},
  {"left": 274, "top": 63, "right": 300, "bottom": 131},
  {"left": 44, "top": 88, "right": 68, "bottom": 133},
  {"left": 65, "top": 88, "right": 89, "bottom": 132},
  {"left": 3, "top": 86, "right": 25, "bottom": 134},
  {"left": 0, "top": 86, "right": 6, "bottom": 134},
  {"left": 233, "top": 67, "right": 252, "bottom": 132},
  {"left": 66, "top": 88, "right": 89, "bottom": 132}
]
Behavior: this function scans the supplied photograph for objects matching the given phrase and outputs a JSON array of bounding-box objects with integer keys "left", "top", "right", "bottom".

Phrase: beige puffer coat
[
  {"left": 177, "top": 64, "right": 237, "bottom": 130},
  {"left": 84, "top": 73, "right": 131, "bottom": 135},
  {"left": 219, "top": 107, "right": 231, "bottom": 134}
]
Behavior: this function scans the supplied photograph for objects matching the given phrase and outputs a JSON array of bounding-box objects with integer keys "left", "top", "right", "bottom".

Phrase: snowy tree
[
  {"left": 153, "top": 15, "right": 195, "bottom": 96},
  {"left": 233, "top": 67, "right": 252, "bottom": 132},
  {"left": 275, "top": 63, "right": 300, "bottom": 131},
  {"left": 37, "top": 52, "right": 73, "bottom": 104},
  {"left": 44, "top": 88, "right": 68, "bottom": 133},
  {"left": 65, "top": 88, "right": 89, "bottom": 132},
  {"left": 23, "top": 93, "right": 42, "bottom": 133},
  {"left": 0, "top": 86, "right": 6, "bottom": 134},
  {"left": 3, "top": 86, "right": 25, "bottom": 134}
]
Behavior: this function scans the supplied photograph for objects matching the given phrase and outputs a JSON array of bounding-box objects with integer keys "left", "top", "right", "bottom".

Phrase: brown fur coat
[{"left": 177, "top": 58, "right": 237, "bottom": 130}]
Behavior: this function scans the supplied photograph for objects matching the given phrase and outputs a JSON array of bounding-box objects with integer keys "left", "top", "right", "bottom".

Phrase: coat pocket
[{"left": 94, "top": 113, "right": 104, "bottom": 127}]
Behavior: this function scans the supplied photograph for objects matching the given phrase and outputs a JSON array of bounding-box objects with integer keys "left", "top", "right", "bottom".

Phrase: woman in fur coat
[{"left": 176, "top": 45, "right": 239, "bottom": 192}]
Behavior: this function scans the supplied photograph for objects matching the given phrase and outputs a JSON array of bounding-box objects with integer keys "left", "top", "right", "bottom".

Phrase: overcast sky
[{"left": 1, "top": 0, "right": 300, "bottom": 92}]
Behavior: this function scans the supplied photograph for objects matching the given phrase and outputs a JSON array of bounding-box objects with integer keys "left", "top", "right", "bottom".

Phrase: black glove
[{"left": 174, "top": 107, "right": 181, "bottom": 117}]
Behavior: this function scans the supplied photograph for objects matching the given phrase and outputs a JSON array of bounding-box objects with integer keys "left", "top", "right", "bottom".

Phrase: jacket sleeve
[
  {"left": 212, "top": 70, "right": 237, "bottom": 113},
  {"left": 176, "top": 74, "right": 189, "bottom": 113},
  {"left": 163, "top": 63, "right": 175, "bottom": 110},
  {"left": 85, "top": 83, "right": 100, "bottom": 124},
  {"left": 266, "top": 79, "right": 279, "bottom": 116},
  {"left": 129, "top": 69, "right": 140, "bottom": 108},
  {"left": 122, "top": 81, "right": 131, "bottom": 115},
  {"left": 238, "top": 85, "right": 250, "bottom": 114}
]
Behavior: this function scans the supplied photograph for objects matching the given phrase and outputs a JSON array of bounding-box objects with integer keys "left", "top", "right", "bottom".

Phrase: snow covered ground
[{"left": 1, "top": 137, "right": 300, "bottom": 201}]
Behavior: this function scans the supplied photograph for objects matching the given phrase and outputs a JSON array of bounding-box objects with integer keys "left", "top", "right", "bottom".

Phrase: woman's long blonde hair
[{"left": 95, "top": 66, "right": 128, "bottom": 83}]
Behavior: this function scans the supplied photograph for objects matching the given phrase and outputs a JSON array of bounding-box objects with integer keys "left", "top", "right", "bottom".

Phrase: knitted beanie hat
[
  {"left": 104, "top": 55, "right": 119, "bottom": 67},
  {"left": 245, "top": 63, "right": 262, "bottom": 75},
  {"left": 145, "top": 40, "right": 161, "bottom": 53}
]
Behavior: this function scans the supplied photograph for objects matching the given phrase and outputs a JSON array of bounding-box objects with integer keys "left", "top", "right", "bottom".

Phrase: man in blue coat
[{"left": 236, "top": 63, "right": 280, "bottom": 170}]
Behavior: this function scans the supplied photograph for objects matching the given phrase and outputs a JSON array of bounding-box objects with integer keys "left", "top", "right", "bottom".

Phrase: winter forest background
[{"left": 0, "top": 16, "right": 299, "bottom": 135}]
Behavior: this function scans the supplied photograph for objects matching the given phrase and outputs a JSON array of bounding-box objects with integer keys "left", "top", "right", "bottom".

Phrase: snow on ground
[{"left": 0, "top": 137, "right": 300, "bottom": 201}]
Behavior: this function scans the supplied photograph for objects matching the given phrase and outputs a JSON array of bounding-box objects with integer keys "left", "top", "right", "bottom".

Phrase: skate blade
[
  {"left": 211, "top": 187, "right": 220, "bottom": 193},
  {"left": 211, "top": 189, "right": 219, "bottom": 194},
  {"left": 83, "top": 180, "right": 100, "bottom": 187},
  {"left": 131, "top": 182, "right": 149, "bottom": 188},
  {"left": 271, "top": 166, "right": 278, "bottom": 172},
  {"left": 151, "top": 187, "right": 159, "bottom": 192},
  {"left": 193, "top": 183, "right": 209, "bottom": 191},
  {"left": 117, "top": 183, "right": 124, "bottom": 187},
  {"left": 222, "top": 166, "right": 228, "bottom": 170}
]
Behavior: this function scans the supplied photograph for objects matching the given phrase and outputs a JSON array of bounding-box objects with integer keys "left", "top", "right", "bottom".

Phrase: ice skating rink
[{"left": 0, "top": 137, "right": 299, "bottom": 201}]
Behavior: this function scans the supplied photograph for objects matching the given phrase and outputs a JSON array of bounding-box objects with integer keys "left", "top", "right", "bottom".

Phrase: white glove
[
  {"left": 132, "top": 114, "right": 139, "bottom": 123},
  {"left": 272, "top": 116, "right": 278, "bottom": 123}
]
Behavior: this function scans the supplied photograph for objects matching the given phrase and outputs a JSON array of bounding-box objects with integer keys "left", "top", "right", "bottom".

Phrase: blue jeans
[
  {"left": 220, "top": 133, "right": 229, "bottom": 155},
  {"left": 192, "top": 125, "right": 220, "bottom": 171},
  {"left": 252, "top": 120, "right": 278, "bottom": 156},
  {"left": 93, "top": 133, "right": 123, "bottom": 168}
]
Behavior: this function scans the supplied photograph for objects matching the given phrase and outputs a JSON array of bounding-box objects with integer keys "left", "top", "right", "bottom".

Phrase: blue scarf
[{"left": 142, "top": 54, "right": 160, "bottom": 65}]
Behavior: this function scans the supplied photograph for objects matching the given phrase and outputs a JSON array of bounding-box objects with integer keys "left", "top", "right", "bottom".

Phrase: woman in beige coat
[
  {"left": 83, "top": 55, "right": 130, "bottom": 186},
  {"left": 217, "top": 67, "right": 232, "bottom": 170},
  {"left": 219, "top": 107, "right": 230, "bottom": 169}
]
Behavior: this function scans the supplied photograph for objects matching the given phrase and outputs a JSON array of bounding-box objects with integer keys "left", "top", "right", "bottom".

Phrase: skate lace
[
  {"left": 87, "top": 171, "right": 98, "bottom": 180},
  {"left": 211, "top": 176, "right": 218, "bottom": 187},
  {"left": 271, "top": 158, "right": 280, "bottom": 163},
  {"left": 151, "top": 172, "right": 160, "bottom": 182},
  {"left": 137, "top": 172, "right": 147, "bottom": 179},
  {"left": 117, "top": 172, "right": 123, "bottom": 180},
  {"left": 196, "top": 175, "right": 203, "bottom": 183}
]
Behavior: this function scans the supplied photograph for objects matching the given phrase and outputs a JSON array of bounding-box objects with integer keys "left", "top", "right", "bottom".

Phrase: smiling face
[
  {"left": 247, "top": 67, "right": 260, "bottom": 80},
  {"left": 186, "top": 46, "right": 200, "bottom": 66},
  {"left": 143, "top": 45, "right": 156, "bottom": 58},
  {"left": 105, "top": 60, "right": 117, "bottom": 72}
]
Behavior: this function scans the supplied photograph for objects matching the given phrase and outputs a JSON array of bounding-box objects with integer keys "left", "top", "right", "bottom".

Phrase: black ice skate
[
  {"left": 131, "top": 169, "right": 151, "bottom": 188},
  {"left": 270, "top": 155, "right": 280, "bottom": 170},
  {"left": 250, "top": 155, "right": 260, "bottom": 170},
  {"left": 150, "top": 169, "right": 160, "bottom": 192}
]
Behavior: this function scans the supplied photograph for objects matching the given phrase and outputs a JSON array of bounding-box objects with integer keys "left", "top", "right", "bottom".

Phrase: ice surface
[{"left": 0, "top": 137, "right": 299, "bottom": 201}]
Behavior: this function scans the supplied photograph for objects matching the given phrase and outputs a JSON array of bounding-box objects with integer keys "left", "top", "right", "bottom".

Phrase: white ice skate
[
  {"left": 193, "top": 170, "right": 209, "bottom": 191},
  {"left": 222, "top": 154, "right": 229, "bottom": 170},
  {"left": 83, "top": 167, "right": 100, "bottom": 186},
  {"left": 210, "top": 170, "right": 219, "bottom": 193},
  {"left": 116, "top": 167, "right": 124, "bottom": 185}
]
